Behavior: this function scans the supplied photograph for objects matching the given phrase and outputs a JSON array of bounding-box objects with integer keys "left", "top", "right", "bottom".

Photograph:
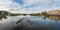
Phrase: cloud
[
  {"left": 23, "top": 0, "right": 52, "bottom": 7},
  {"left": 12, "top": 0, "right": 24, "bottom": 6},
  {"left": 23, "top": 0, "right": 60, "bottom": 12},
  {"left": 0, "top": 0, "right": 23, "bottom": 10},
  {"left": 0, "top": 0, "right": 12, "bottom": 10},
  {"left": 0, "top": 0, "right": 25, "bottom": 13},
  {"left": 9, "top": 9, "right": 31, "bottom": 14},
  {"left": 0, "top": 0, "right": 60, "bottom": 13},
  {"left": 53, "top": 0, "right": 60, "bottom": 2}
]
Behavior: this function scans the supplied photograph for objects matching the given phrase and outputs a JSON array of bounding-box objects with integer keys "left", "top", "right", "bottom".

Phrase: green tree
[
  {"left": 0, "top": 11, "right": 9, "bottom": 20},
  {"left": 40, "top": 11, "right": 47, "bottom": 16}
]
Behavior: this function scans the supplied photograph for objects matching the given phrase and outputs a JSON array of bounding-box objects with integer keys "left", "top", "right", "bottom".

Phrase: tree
[
  {"left": 0, "top": 11, "right": 9, "bottom": 20},
  {"left": 40, "top": 11, "right": 47, "bottom": 16}
]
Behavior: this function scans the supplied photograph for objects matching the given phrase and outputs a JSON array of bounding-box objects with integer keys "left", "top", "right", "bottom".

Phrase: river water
[{"left": 0, "top": 16, "right": 60, "bottom": 30}]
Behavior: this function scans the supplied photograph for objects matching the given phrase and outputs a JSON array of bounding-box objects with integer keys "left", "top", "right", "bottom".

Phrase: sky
[{"left": 0, "top": 0, "right": 60, "bottom": 14}]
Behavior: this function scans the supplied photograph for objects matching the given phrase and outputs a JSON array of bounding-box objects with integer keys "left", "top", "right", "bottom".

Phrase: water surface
[{"left": 0, "top": 16, "right": 60, "bottom": 30}]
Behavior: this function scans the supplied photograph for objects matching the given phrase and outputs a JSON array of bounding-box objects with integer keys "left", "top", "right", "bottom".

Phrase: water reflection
[
  {"left": 0, "top": 16, "right": 60, "bottom": 30},
  {"left": 46, "top": 15, "right": 60, "bottom": 20},
  {"left": 0, "top": 16, "right": 7, "bottom": 20},
  {"left": 0, "top": 16, "right": 55, "bottom": 30},
  {"left": 12, "top": 16, "right": 54, "bottom": 30}
]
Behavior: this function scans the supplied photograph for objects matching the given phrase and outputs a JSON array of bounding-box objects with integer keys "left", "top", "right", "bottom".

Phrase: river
[{"left": 0, "top": 16, "right": 60, "bottom": 30}]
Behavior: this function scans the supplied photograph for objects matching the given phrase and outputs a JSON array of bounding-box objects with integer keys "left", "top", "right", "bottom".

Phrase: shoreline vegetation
[
  {"left": 0, "top": 10, "right": 47, "bottom": 16},
  {"left": 0, "top": 10, "right": 60, "bottom": 20}
]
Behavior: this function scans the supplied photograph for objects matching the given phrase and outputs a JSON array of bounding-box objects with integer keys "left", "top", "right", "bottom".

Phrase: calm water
[{"left": 0, "top": 16, "right": 60, "bottom": 30}]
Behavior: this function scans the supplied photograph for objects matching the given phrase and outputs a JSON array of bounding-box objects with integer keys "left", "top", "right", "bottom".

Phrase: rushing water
[{"left": 0, "top": 16, "right": 60, "bottom": 30}]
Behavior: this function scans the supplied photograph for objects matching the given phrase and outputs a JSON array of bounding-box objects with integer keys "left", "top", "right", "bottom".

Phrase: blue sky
[{"left": 0, "top": 0, "right": 60, "bottom": 13}]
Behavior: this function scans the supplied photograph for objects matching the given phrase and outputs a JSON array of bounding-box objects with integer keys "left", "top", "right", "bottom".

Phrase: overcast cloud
[{"left": 0, "top": 0, "right": 60, "bottom": 13}]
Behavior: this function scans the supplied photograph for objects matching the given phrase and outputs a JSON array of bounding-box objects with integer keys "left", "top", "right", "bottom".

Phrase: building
[{"left": 47, "top": 10, "right": 60, "bottom": 16}]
